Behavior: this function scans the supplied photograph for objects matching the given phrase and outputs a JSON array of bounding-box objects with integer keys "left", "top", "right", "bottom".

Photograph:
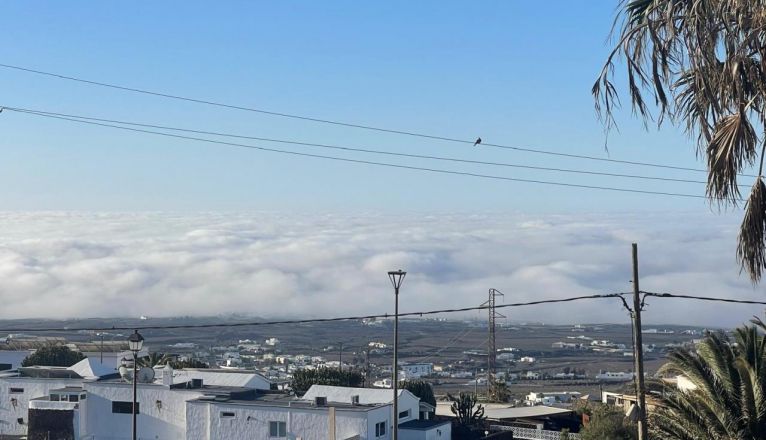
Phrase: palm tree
[
  {"left": 650, "top": 322, "right": 766, "bottom": 439},
  {"left": 139, "top": 352, "right": 171, "bottom": 368},
  {"left": 594, "top": 0, "right": 766, "bottom": 282}
]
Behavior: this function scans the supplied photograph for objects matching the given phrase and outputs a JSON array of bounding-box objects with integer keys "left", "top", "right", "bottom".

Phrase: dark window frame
[
  {"left": 112, "top": 401, "right": 138, "bottom": 414},
  {"left": 269, "top": 420, "right": 286, "bottom": 437}
]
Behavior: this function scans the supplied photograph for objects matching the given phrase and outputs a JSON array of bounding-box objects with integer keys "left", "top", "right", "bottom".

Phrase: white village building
[{"left": 3, "top": 358, "right": 447, "bottom": 440}]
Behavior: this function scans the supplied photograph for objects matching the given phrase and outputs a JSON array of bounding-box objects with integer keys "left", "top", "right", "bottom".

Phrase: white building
[
  {"left": 595, "top": 371, "right": 634, "bottom": 382},
  {"left": 302, "top": 385, "right": 420, "bottom": 425},
  {"left": 0, "top": 358, "right": 116, "bottom": 437},
  {"left": 399, "top": 363, "right": 433, "bottom": 379},
  {"left": 10, "top": 358, "right": 446, "bottom": 440},
  {"left": 187, "top": 392, "right": 392, "bottom": 440},
  {"left": 525, "top": 391, "right": 581, "bottom": 405}
]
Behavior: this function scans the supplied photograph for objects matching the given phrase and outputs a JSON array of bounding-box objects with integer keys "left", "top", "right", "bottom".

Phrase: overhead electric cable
[
  {"left": 4, "top": 108, "right": 718, "bottom": 200},
  {"left": 641, "top": 291, "right": 766, "bottom": 305},
  {"left": 0, "top": 293, "right": 629, "bottom": 333},
  {"left": 0, "top": 63, "right": 753, "bottom": 176},
  {"left": 3, "top": 106, "right": 721, "bottom": 186}
]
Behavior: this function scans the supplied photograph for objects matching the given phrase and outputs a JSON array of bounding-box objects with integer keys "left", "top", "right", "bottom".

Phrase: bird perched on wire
[{"left": 473, "top": 137, "right": 481, "bottom": 146}]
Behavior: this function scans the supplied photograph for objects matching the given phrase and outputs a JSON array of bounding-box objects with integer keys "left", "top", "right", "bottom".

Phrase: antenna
[{"left": 482, "top": 288, "right": 505, "bottom": 398}]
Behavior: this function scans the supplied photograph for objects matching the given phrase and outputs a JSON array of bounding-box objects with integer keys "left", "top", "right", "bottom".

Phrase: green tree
[
  {"left": 401, "top": 380, "right": 436, "bottom": 406},
  {"left": 580, "top": 405, "right": 637, "bottom": 440},
  {"left": 649, "top": 321, "right": 766, "bottom": 439},
  {"left": 22, "top": 345, "right": 85, "bottom": 367},
  {"left": 488, "top": 379, "right": 510, "bottom": 403},
  {"left": 594, "top": 0, "right": 766, "bottom": 281},
  {"left": 139, "top": 352, "right": 171, "bottom": 368},
  {"left": 290, "top": 368, "right": 363, "bottom": 396},
  {"left": 447, "top": 392, "right": 485, "bottom": 427},
  {"left": 169, "top": 358, "right": 209, "bottom": 369}
]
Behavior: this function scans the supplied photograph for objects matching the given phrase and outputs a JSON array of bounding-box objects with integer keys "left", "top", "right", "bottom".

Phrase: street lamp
[
  {"left": 128, "top": 330, "right": 144, "bottom": 440},
  {"left": 388, "top": 270, "right": 406, "bottom": 440}
]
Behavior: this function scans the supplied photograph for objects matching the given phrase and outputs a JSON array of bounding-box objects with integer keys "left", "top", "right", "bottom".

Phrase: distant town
[{"left": 0, "top": 316, "right": 715, "bottom": 439}]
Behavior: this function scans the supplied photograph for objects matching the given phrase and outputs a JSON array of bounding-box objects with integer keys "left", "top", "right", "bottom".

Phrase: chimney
[
  {"left": 350, "top": 395, "right": 359, "bottom": 405},
  {"left": 162, "top": 364, "right": 173, "bottom": 386}
]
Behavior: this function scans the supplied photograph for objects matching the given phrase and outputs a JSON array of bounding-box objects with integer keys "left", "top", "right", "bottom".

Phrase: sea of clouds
[{"left": 0, "top": 211, "right": 760, "bottom": 327}]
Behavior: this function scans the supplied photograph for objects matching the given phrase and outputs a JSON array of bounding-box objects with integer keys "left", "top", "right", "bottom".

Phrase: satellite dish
[{"left": 138, "top": 367, "right": 156, "bottom": 383}]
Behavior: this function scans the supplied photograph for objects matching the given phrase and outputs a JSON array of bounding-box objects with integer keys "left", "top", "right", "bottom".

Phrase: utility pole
[
  {"left": 338, "top": 342, "right": 344, "bottom": 372},
  {"left": 483, "top": 289, "right": 505, "bottom": 398},
  {"left": 99, "top": 332, "right": 104, "bottom": 363},
  {"left": 632, "top": 243, "right": 648, "bottom": 440}
]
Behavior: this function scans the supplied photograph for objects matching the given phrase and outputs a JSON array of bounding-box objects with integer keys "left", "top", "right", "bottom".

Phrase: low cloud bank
[{"left": 0, "top": 211, "right": 758, "bottom": 327}]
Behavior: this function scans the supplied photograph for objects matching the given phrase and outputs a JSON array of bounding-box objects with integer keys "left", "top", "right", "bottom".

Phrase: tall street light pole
[
  {"left": 388, "top": 270, "right": 406, "bottom": 440},
  {"left": 128, "top": 330, "right": 144, "bottom": 440}
]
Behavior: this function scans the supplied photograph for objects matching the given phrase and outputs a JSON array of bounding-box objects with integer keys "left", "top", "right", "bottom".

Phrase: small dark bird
[
  {"left": 473, "top": 137, "right": 481, "bottom": 146},
  {"left": 0, "top": 108, "right": 3, "bottom": 113}
]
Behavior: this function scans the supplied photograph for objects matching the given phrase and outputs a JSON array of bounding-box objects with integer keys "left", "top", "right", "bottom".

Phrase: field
[{"left": 0, "top": 315, "right": 712, "bottom": 401}]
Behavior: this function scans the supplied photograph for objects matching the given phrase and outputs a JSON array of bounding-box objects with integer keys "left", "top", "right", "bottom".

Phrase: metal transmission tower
[{"left": 483, "top": 288, "right": 505, "bottom": 396}]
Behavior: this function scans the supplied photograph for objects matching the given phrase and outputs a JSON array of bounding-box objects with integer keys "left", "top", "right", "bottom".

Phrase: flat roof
[
  {"left": 399, "top": 419, "right": 451, "bottom": 431},
  {"left": 189, "top": 393, "right": 386, "bottom": 412},
  {"left": 51, "top": 387, "right": 84, "bottom": 393},
  {"left": 88, "top": 380, "right": 253, "bottom": 395}
]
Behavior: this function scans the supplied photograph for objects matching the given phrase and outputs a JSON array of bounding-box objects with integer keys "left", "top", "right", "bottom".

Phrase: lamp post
[
  {"left": 128, "top": 330, "right": 144, "bottom": 440},
  {"left": 387, "top": 270, "right": 406, "bottom": 440}
]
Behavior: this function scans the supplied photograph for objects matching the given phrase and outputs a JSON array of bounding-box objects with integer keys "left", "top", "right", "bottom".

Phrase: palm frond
[
  {"left": 738, "top": 179, "right": 766, "bottom": 282},
  {"left": 706, "top": 113, "right": 758, "bottom": 204}
]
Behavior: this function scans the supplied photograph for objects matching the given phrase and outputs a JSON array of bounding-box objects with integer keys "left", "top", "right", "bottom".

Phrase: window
[
  {"left": 68, "top": 395, "right": 79, "bottom": 402},
  {"left": 9, "top": 388, "right": 23, "bottom": 394},
  {"left": 269, "top": 421, "right": 286, "bottom": 438},
  {"left": 112, "top": 401, "right": 138, "bottom": 414},
  {"left": 60, "top": 395, "right": 69, "bottom": 402},
  {"left": 220, "top": 411, "right": 235, "bottom": 418},
  {"left": 399, "top": 409, "right": 410, "bottom": 419},
  {"left": 80, "top": 394, "right": 87, "bottom": 400},
  {"left": 375, "top": 421, "right": 386, "bottom": 437},
  {"left": 50, "top": 394, "right": 60, "bottom": 402}
]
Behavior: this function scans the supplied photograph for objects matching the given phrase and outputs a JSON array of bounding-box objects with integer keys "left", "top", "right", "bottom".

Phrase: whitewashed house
[
  {"left": 595, "top": 371, "right": 634, "bottom": 382},
  {"left": 186, "top": 393, "right": 392, "bottom": 440},
  {"left": 399, "top": 363, "right": 433, "bottom": 380},
  {"left": 302, "top": 385, "right": 420, "bottom": 426},
  {"left": 0, "top": 358, "right": 115, "bottom": 437}
]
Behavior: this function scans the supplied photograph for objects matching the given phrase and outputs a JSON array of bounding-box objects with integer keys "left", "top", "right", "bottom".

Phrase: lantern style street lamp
[{"left": 127, "top": 330, "right": 144, "bottom": 440}]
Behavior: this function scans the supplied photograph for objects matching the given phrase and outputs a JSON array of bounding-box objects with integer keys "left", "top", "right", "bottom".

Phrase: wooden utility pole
[{"left": 632, "top": 243, "right": 648, "bottom": 440}]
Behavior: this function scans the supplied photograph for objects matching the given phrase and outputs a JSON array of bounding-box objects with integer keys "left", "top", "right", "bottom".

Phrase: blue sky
[
  {"left": 0, "top": 1, "right": 724, "bottom": 213},
  {"left": 0, "top": 3, "right": 762, "bottom": 324}
]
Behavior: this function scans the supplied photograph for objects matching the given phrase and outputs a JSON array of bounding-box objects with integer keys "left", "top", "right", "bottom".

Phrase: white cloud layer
[{"left": 0, "top": 211, "right": 761, "bottom": 327}]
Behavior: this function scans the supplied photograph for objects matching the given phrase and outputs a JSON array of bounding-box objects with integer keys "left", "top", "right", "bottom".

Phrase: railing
[{"left": 490, "top": 425, "right": 580, "bottom": 440}]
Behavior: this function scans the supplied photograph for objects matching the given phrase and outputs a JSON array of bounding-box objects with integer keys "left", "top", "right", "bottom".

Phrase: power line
[
  {"left": 411, "top": 325, "right": 477, "bottom": 364},
  {"left": 0, "top": 293, "right": 628, "bottom": 333},
  {"left": 3, "top": 106, "right": 723, "bottom": 187},
  {"left": 641, "top": 291, "right": 766, "bottom": 305},
  {"left": 0, "top": 291, "right": 759, "bottom": 335},
  {"left": 3, "top": 108, "right": 716, "bottom": 200},
  {"left": 0, "top": 63, "right": 752, "bottom": 177}
]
